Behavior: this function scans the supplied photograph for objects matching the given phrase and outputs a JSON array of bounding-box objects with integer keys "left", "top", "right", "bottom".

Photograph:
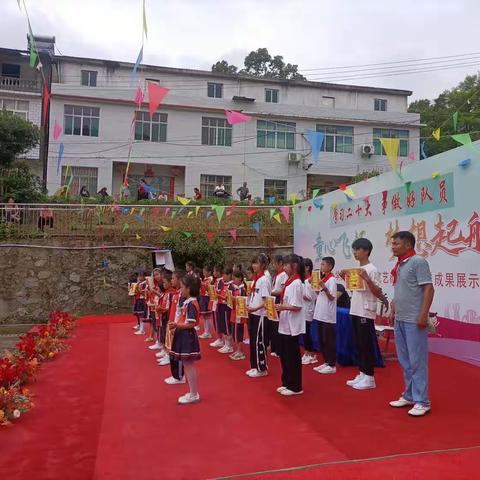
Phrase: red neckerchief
[
  {"left": 305, "top": 273, "right": 312, "bottom": 281},
  {"left": 391, "top": 249, "right": 416, "bottom": 285},
  {"left": 251, "top": 272, "right": 265, "bottom": 295},
  {"left": 273, "top": 268, "right": 285, "bottom": 285},
  {"left": 321, "top": 272, "right": 334, "bottom": 284},
  {"left": 280, "top": 274, "right": 300, "bottom": 302}
]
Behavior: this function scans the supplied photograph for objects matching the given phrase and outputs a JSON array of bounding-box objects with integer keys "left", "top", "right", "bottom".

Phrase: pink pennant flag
[
  {"left": 148, "top": 82, "right": 169, "bottom": 119},
  {"left": 53, "top": 121, "right": 62, "bottom": 140},
  {"left": 134, "top": 86, "right": 144, "bottom": 106},
  {"left": 165, "top": 207, "right": 171, "bottom": 216},
  {"left": 248, "top": 199, "right": 255, "bottom": 206},
  {"left": 225, "top": 109, "right": 252, "bottom": 125},
  {"left": 408, "top": 151, "right": 415, "bottom": 161},
  {"left": 228, "top": 229, "right": 237, "bottom": 242},
  {"left": 206, "top": 232, "right": 215, "bottom": 244},
  {"left": 246, "top": 208, "right": 259, "bottom": 218},
  {"left": 280, "top": 206, "right": 290, "bottom": 223}
]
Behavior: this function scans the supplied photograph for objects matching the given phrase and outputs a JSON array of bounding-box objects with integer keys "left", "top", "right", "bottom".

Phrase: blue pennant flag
[
  {"left": 206, "top": 210, "right": 213, "bottom": 219},
  {"left": 121, "top": 207, "right": 130, "bottom": 215},
  {"left": 304, "top": 130, "right": 324, "bottom": 163},
  {"left": 313, "top": 197, "right": 323, "bottom": 209},
  {"left": 420, "top": 142, "right": 427, "bottom": 160},
  {"left": 130, "top": 46, "right": 143, "bottom": 87},
  {"left": 135, "top": 214, "right": 144, "bottom": 223},
  {"left": 252, "top": 222, "right": 260, "bottom": 234},
  {"left": 267, "top": 196, "right": 276, "bottom": 205},
  {"left": 56, "top": 143, "right": 64, "bottom": 175},
  {"left": 458, "top": 158, "right": 471, "bottom": 168}
]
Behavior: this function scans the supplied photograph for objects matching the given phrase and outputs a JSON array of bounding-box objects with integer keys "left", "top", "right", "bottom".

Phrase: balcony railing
[{"left": 0, "top": 76, "right": 41, "bottom": 92}]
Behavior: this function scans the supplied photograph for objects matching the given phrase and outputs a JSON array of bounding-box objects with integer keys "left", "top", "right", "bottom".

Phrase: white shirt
[
  {"left": 313, "top": 276, "right": 337, "bottom": 323},
  {"left": 349, "top": 263, "right": 380, "bottom": 320},
  {"left": 249, "top": 274, "right": 271, "bottom": 317},
  {"left": 265, "top": 269, "right": 272, "bottom": 283},
  {"left": 272, "top": 271, "right": 288, "bottom": 295},
  {"left": 303, "top": 278, "right": 316, "bottom": 322},
  {"left": 278, "top": 278, "right": 305, "bottom": 336}
]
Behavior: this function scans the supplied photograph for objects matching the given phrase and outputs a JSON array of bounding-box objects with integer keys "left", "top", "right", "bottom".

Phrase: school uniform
[
  {"left": 170, "top": 298, "right": 201, "bottom": 362},
  {"left": 230, "top": 284, "right": 247, "bottom": 343},
  {"left": 217, "top": 280, "right": 232, "bottom": 335},
  {"left": 199, "top": 277, "right": 212, "bottom": 314},
  {"left": 268, "top": 269, "right": 288, "bottom": 355},
  {"left": 278, "top": 276, "right": 305, "bottom": 393},
  {"left": 167, "top": 290, "right": 184, "bottom": 380},
  {"left": 349, "top": 263, "right": 380, "bottom": 377},
  {"left": 313, "top": 274, "right": 337, "bottom": 367},
  {"left": 133, "top": 281, "right": 148, "bottom": 322},
  {"left": 303, "top": 276, "right": 317, "bottom": 352},
  {"left": 213, "top": 277, "right": 224, "bottom": 333},
  {"left": 248, "top": 273, "right": 271, "bottom": 372},
  {"left": 158, "top": 288, "right": 175, "bottom": 345}
]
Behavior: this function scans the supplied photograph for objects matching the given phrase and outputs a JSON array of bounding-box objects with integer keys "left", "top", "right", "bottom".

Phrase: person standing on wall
[{"left": 389, "top": 231, "right": 434, "bottom": 417}]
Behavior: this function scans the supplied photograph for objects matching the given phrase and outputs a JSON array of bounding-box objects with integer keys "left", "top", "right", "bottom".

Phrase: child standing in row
[
  {"left": 276, "top": 254, "right": 305, "bottom": 396},
  {"left": 198, "top": 266, "right": 214, "bottom": 340},
  {"left": 209, "top": 265, "right": 225, "bottom": 349},
  {"left": 148, "top": 269, "right": 165, "bottom": 350},
  {"left": 302, "top": 258, "right": 318, "bottom": 365},
  {"left": 133, "top": 271, "right": 148, "bottom": 335},
  {"left": 155, "top": 270, "right": 175, "bottom": 361},
  {"left": 313, "top": 257, "right": 337, "bottom": 374},
  {"left": 229, "top": 270, "right": 248, "bottom": 360},
  {"left": 169, "top": 275, "right": 202, "bottom": 404},
  {"left": 269, "top": 255, "right": 288, "bottom": 358},
  {"left": 217, "top": 268, "right": 234, "bottom": 354}
]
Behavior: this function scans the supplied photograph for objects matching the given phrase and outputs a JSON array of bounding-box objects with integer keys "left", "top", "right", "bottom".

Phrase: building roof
[{"left": 54, "top": 54, "right": 413, "bottom": 97}]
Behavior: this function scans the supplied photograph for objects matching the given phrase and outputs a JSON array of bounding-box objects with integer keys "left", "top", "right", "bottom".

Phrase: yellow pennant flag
[
  {"left": 380, "top": 138, "right": 400, "bottom": 171},
  {"left": 344, "top": 187, "right": 356, "bottom": 199},
  {"left": 273, "top": 213, "right": 282, "bottom": 224},
  {"left": 432, "top": 128, "right": 441, "bottom": 141},
  {"left": 135, "top": 233, "right": 141, "bottom": 240},
  {"left": 160, "top": 225, "right": 172, "bottom": 231},
  {"left": 432, "top": 171, "right": 441, "bottom": 178},
  {"left": 195, "top": 206, "right": 201, "bottom": 216},
  {"left": 130, "top": 208, "right": 136, "bottom": 215},
  {"left": 290, "top": 193, "right": 297, "bottom": 205},
  {"left": 177, "top": 196, "right": 191, "bottom": 206},
  {"left": 187, "top": 211, "right": 193, "bottom": 218}
]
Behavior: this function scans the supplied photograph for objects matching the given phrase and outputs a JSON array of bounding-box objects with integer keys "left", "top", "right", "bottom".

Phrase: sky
[{"left": 2, "top": 0, "right": 480, "bottom": 101}]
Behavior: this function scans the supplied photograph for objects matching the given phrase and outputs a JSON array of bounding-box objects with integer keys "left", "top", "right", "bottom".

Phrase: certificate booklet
[
  {"left": 236, "top": 296, "right": 248, "bottom": 318},
  {"left": 227, "top": 290, "right": 233, "bottom": 309},
  {"left": 209, "top": 284, "right": 216, "bottom": 301},
  {"left": 265, "top": 296, "right": 278, "bottom": 321},
  {"left": 345, "top": 269, "right": 366, "bottom": 291},
  {"left": 245, "top": 281, "right": 253, "bottom": 296},
  {"left": 311, "top": 271, "right": 321, "bottom": 291}
]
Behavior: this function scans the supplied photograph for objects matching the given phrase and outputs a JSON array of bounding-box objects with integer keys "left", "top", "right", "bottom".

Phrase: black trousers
[
  {"left": 351, "top": 315, "right": 375, "bottom": 376},
  {"left": 266, "top": 320, "right": 281, "bottom": 355},
  {"left": 160, "top": 314, "right": 168, "bottom": 345},
  {"left": 318, "top": 322, "right": 336, "bottom": 367},
  {"left": 170, "top": 358, "right": 184, "bottom": 380},
  {"left": 279, "top": 334, "right": 302, "bottom": 393},
  {"left": 304, "top": 321, "right": 315, "bottom": 352},
  {"left": 248, "top": 314, "right": 267, "bottom": 372}
]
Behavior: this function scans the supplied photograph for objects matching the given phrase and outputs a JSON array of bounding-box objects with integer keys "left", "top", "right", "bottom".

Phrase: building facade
[{"left": 42, "top": 53, "right": 420, "bottom": 200}]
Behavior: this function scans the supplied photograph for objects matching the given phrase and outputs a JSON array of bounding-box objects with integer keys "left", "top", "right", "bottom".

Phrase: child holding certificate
[
  {"left": 302, "top": 258, "right": 318, "bottom": 365},
  {"left": 199, "top": 265, "right": 214, "bottom": 340},
  {"left": 216, "top": 268, "right": 234, "bottom": 354},
  {"left": 246, "top": 254, "right": 272, "bottom": 378},
  {"left": 155, "top": 271, "right": 175, "bottom": 364},
  {"left": 275, "top": 254, "right": 305, "bottom": 396},
  {"left": 229, "top": 270, "right": 248, "bottom": 360},
  {"left": 312, "top": 257, "right": 337, "bottom": 374},
  {"left": 269, "top": 256, "right": 288, "bottom": 357},
  {"left": 133, "top": 271, "right": 149, "bottom": 336},
  {"left": 169, "top": 275, "right": 202, "bottom": 404},
  {"left": 209, "top": 265, "right": 225, "bottom": 349}
]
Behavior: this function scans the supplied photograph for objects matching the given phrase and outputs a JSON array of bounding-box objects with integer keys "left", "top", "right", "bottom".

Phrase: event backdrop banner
[{"left": 294, "top": 142, "right": 480, "bottom": 366}]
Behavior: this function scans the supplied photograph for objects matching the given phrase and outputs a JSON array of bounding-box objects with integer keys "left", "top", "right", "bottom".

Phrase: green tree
[
  {"left": 1, "top": 162, "right": 43, "bottom": 202},
  {"left": 211, "top": 48, "right": 306, "bottom": 80},
  {"left": 408, "top": 73, "right": 480, "bottom": 157}
]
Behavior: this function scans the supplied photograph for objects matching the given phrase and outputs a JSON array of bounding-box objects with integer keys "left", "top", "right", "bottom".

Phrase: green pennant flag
[
  {"left": 269, "top": 208, "right": 276, "bottom": 218},
  {"left": 312, "top": 188, "right": 320, "bottom": 198},
  {"left": 29, "top": 49, "right": 38, "bottom": 69},
  {"left": 451, "top": 133, "right": 472, "bottom": 146},
  {"left": 171, "top": 210, "right": 177, "bottom": 219},
  {"left": 27, "top": 20, "right": 38, "bottom": 69},
  {"left": 215, "top": 205, "right": 225, "bottom": 223},
  {"left": 452, "top": 111, "right": 458, "bottom": 132},
  {"left": 122, "top": 222, "right": 129, "bottom": 233},
  {"left": 404, "top": 181, "right": 412, "bottom": 193},
  {"left": 183, "top": 231, "right": 193, "bottom": 238}
]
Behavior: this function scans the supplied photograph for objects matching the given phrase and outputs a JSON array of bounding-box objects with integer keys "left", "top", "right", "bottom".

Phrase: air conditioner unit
[
  {"left": 361, "top": 144, "right": 375, "bottom": 157},
  {"left": 288, "top": 153, "right": 301, "bottom": 163}
]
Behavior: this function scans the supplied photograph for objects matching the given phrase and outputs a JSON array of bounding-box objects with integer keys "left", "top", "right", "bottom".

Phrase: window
[
  {"left": 0, "top": 98, "right": 29, "bottom": 119},
  {"left": 322, "top": 96, "right": 335, "bottom": 108},
  {"left": 373, "top": 128, "right": 409, "bottom": 157},
  {"left": 61, "top": 166, "right": 98, "bottom": 196},
  {"left": 81, "top": 70, "right": 97, "bottom": 87},
  {"left": 134, "top": 111, "right": 167, "bottom": 142},
  {"left": 374, "top": 98, "right": 387, "bottom": 111},
  {"left": 1, "top": 63, "right": 20, "bottom": 78},
  {"left": 316, "top": 125, "right": 353, "bottom": 153},
  {"left": 201, "top": 117, "right": 232, "bottom": 146},
  {"left": 264, "top": 179, "right": 287, "bottom": 200},
  {"left": 257, "top": 120, "right": 296, "bottom": 149},
  {"left": 265, "top": 88, "right": 279, "bottom": 103},
  {"left": 200, "top": 174, "right": 232, "bottom": 198},
  {"left": 207, "top": 82, "right": 223, "bottom": 98},
  {"left": 64, "top": 105, "right": 100, "bottom": 137}
]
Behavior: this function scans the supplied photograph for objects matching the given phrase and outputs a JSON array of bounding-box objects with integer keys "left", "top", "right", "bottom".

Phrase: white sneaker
[
  {"left": 155, "top": 350, "right": 167, "bottom": 358},
  {"left": 270, "top": 352, "right": 279, "bottom": 357},
  {"left": 243, "top": 338, "right": 250, "bottom": 345},
  {"left": 280, "top": 389, "right": 303, "bottom": 396},
  {"left": 148, "top": 342, "right": 162, "bottom": 350},
  {"left": 134, "top": 329, "right": 145, "bottom": 335},
  {"left": 301, "top": 353, "right": 309, "bottom": 362},
  {"left": 133, "top": 324, "right": 140, "bottom": 330},
  {"left": 218, "top": 345, "right": 233, "bottom": 354},
  {"left": 276, "top": 386, "right": 287, "bottom": 393},
  {"left": 178, "top": 393, "right": 200, "bottom": 404},
  {"left": 302, "top": 355, "right": 315, "bottom": 365},
  {"left": 245, "top": 368, "right": 256, "bottom": 376},
  {"left": 158, "top": 356, "right": 170, "bottom": 366},
  {"left": 198, "top": 332, "right": 212, "bottom": 339},
  {"left": 352, "top": 375, "right": 376, "bottom": 390},
  {"left": 319, "top": 365, "right": 336, "bottom": 374},
  {"left": 346, "top": 373, "right": 365, "bottom": 386},
  {"left": 309, "top": 355, "right": 318, "bottom": 364},
  {"left": 164, "top": 376, "right": 185, "bottom": 385},
  {"left": 390, "top": 397, "right": 415, "bottom": 408},
  {"left": 408, "top": 403, "right": 431, "bottom": 417},
  {"left": 313, "top": 363, "right": 328, "bottom": 372},
  {"left": 209, "top": 339, "right": 224, "bottom": 348},
  {"left": 247, "top": 369, "right": 268, "bottom": 378},
  {"left": 194, "top": 326, "right": 200, "bottom": 331}
]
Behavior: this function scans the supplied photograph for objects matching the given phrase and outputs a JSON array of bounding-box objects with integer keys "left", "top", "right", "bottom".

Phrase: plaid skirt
[{"left": 169, "top": 328, "right": 201, "bottom": 361}]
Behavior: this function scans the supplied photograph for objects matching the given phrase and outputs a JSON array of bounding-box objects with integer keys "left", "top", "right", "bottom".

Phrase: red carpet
[{"left": 1, "top": 314, "right": 479, "bottom": 480}]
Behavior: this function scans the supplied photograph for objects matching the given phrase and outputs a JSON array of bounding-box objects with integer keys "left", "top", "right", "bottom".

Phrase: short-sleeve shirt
[
  {"left": 349, "top": 263, "right": 380, "bottom": 320},
  {"left": 272, "top": 271, "right": 288, "bottom": 294},
  {"left": 394, "top": 255, "right": 432, "bottom": 323},
  {"left": 249, "top": 275, "right": 271, "bottom": 317},
  {"left": 313, "top": 276, "right": 337, "bottom": 323},
  {"left": 303, "top": 279, "right": 316, "bottom": 322},
  {"left": 278, "top": 278, "right": 305, "bottom": 336}
]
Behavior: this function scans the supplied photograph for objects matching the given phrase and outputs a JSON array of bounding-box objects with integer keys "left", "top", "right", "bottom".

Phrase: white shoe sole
[{"left": 352, "top": 383, "right": 376, "bottom": 390}]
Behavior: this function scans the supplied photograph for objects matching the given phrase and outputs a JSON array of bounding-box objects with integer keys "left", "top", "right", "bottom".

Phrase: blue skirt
[
  {"left": 199, "top": 295, "right": 210, "bottom": 313},
  {"left": 170, "top": 328, "right": 201, "bottom": 361},
  {"left": 133, "top": 298, "right": 147, "bottom": 317}
]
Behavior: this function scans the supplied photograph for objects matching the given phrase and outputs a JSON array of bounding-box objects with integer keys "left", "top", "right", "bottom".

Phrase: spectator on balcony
[
  {"left": 194, "top": 187, "right": 202, "bottom": 201},
  {"left": 236, "top": 182, "right": 251, "bottom": 201},
  {"left": 214, "top": 183, "right": 231, "bottom": 199},
  {"left": 5, "top": 198, "right": 21, "bottom": 224},
  {"left": 97, "top": 187, "right": 109, "bottom": 198},
  {"left": 137, "top": 179, "right": 149, "bottom": 201},
  {"left": 79, "top": 185, "right": 90, "bottom": 198}
]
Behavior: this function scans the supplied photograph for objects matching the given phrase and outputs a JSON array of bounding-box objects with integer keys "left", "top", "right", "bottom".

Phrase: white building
[{"left": 46, "top": 54, "right": 420, "bottom": 200}]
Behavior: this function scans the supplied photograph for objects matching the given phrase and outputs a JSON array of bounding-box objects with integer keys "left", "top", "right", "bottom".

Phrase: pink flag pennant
[
  {"left": 206, "top": 232, "right": 216, "bottom": 244},
  {"left": 148, "top": 82, "right": 169, "bottom": 119},
  {"left": 53, "top": 120, "right": 62, "bottom": 140},
  {"left": 408, "top": 151, "right": 415, "bottom": 161},
  {"left": 134, "top": 86, "right": 144, "bottom": 106},
  {"left": 225, "top": 109, "right": 252, "bottom": 125},
  {"left": 279, "top": 206, "right": 290, "bottom": 223},
  {"left": 246, "top": 208, "right": 259, "bottom": 218},
  {"left": 228, "top": 229, "right": 237, "bottom": 242}
]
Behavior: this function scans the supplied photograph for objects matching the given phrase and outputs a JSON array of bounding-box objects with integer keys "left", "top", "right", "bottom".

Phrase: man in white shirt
[
  {"left": 269, "top": 255, "right": 289, "bottom": 357},
  {"left": 340, "top": 238, "right": 388, "bottom": 390}
]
